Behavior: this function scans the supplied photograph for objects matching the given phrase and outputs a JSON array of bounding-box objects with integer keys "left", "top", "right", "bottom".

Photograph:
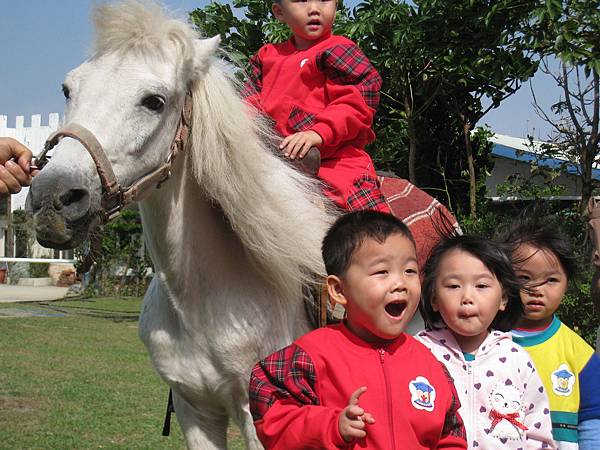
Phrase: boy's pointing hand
[{"left": 338, "top": 386, "right": 375, "bottom": 442}]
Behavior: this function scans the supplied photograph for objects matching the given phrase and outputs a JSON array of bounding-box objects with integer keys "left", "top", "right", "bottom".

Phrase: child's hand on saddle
[
  {"left": 279, "top": 130, "right": 322, "bottom": 160},
  {"left": 338, "top": 386, "right": 375, "bottom": 442},
  {"left": 0, "top": 137, "right": 35, "bottom": 195}
]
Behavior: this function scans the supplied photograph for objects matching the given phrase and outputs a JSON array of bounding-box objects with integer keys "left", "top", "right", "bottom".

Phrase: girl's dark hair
[
  {"left": 497, "top": 213, "right": 577, "bottom": 281},
  {"left": 322, "top": 210, "right": 414, "bottom": 277},
  {"left": 420, "top": 234, "right": 524, "bottom": 332}
]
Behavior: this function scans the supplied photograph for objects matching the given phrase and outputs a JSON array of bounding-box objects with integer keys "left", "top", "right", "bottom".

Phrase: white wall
[{"left": 486, "top": 157, "right": 581, "bottom": 196}]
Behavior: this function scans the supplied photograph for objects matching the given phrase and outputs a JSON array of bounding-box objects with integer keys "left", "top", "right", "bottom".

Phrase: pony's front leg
[
  {"left": 173, "top": 390, "right": 228, "bottom": 450},
  {"left": 227, "top": 394, "right": 263, "bottom": 450}
]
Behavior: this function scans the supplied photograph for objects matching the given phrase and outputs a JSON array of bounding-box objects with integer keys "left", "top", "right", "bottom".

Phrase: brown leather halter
[{"left": 36, "top": 93, "right": 193, "bottom": 223}]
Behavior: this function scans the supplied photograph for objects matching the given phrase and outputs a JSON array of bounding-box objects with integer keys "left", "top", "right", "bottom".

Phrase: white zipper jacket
[{"left": 416, "top": 327, "right": 556, "bottom": 449}]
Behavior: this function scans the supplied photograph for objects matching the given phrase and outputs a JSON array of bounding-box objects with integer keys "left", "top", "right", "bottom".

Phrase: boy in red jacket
[
  {"left": 249, "top": 211, "right": 467, "bottom": 449},
  {"left": 242, "top": 0, "right": 390, "bottom": 212}
]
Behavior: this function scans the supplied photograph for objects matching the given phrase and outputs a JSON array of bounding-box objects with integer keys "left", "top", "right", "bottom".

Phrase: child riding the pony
[{"left": 242, "top": 0, "right": 390, "bottom": 213}]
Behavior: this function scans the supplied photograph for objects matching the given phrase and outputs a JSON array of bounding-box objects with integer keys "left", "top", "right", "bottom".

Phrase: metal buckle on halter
[
  {"left": 106, "top": 204, "right": 123, "bottom": 222},
  {"left": 104, "top": 190, "right": 124, "bottom": 222},
  {"left": 156, "top": 171, "right": 171, "bottom": 190},
  {"left": 30, "top": 155, "right": 50, "bottom": 172},
  {"left": 155, "top": 149, "right": 175, "bottom": 189},
  {"left": 32, "top": 140, "right": 56, "bottom": 171}
]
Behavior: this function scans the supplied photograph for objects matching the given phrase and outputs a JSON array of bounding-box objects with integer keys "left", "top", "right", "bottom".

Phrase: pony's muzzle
[
  {"left": 29, "top": 179, "right": 91, "bottom": 223},
  {"left": 27, "top": 168, "right": 97, "bottom": 249},
  {"left": 31, "top": 207, "right": 73, "bottom": 248}
]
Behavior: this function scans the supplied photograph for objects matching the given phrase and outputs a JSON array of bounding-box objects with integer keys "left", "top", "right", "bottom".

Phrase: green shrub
[{"left": 29, "top": 262, "right": 49, "bottom": 278}]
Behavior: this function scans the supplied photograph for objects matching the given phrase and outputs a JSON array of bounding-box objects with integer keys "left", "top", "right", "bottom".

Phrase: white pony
[{"left": 27, "top": 2, "right": 332, "bottom": 448}]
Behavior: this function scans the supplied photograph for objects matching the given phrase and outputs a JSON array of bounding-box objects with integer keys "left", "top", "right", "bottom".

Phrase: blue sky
[{"left": 0, "top": 0, "right": 556, "bottom": 139}]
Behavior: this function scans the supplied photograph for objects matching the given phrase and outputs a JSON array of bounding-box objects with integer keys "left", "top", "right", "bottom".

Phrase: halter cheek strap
[{"left": 36, "top": 93, "right": 193, "bottom": 222}]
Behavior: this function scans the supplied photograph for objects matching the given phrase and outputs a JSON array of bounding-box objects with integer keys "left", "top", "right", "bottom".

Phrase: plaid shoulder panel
[
  {"left": 316, "top": 44, "right": 382, "bottom": 109},
  {"left": 241, "top": 53, "right": 263, "bottom": 99},
  {"left": 346, "top": 175, "right": 389, "bottom": 212},
  {"left": 439, "top": 363, "right": 467, "bottom": 441},
  {"left": 249, "top": 344, "right": 319, "bottom": 421},
  {"left": 288, "top": 105, "right": 317, "bottom": 132}
]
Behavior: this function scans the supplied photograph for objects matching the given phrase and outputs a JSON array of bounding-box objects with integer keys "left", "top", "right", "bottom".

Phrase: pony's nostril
[{"left": 60, "top": 189, "right": 87, "bottom": 207}]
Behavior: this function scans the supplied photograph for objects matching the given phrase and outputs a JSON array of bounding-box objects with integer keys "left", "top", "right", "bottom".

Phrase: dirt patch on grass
[{"left": 0, "top": 395, "right": 41, "bottom": 416}]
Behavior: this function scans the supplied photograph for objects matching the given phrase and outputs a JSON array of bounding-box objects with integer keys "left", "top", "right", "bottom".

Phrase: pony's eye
[
  {"left": 62, "top": 84, "right": 70, "bottom": 100},
  {"left": 142, "top": 95, "right": 166, "bottom": 112}
]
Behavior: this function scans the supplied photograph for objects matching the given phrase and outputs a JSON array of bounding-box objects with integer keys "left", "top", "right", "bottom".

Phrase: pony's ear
[{"left": 193, "top": 35, "right": 221, "bottom": 75}]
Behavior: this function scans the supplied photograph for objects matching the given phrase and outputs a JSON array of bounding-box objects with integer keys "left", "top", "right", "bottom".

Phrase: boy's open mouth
[{"left": 385, "top": 301, "right": 406, "bottom": 318}]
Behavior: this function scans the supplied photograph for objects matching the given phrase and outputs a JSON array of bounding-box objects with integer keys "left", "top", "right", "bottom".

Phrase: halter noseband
[{"left": 36, "top": 93, "right": 193, "bottom": 223}]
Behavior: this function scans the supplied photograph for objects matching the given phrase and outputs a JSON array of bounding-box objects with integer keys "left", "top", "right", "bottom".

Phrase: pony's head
[{"left": 27, "top": 1, "right": 220, "bottom": 248}]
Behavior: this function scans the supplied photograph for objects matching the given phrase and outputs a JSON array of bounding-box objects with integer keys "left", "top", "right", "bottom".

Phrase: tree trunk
[
  {"left": 580, "top": 146, "right": 594, "bottom": 216},
  {"left": 460, "top": 115, "right": 477, "bottom": 218},
  {"left": 6, "top": 196, "right": 14, "bottom": 258},
  {"left": 406, "top": 97, "right": 417, "bottom": 184},
  {"left": 583, "top": 71, "right": 600, "bottom": 216}
]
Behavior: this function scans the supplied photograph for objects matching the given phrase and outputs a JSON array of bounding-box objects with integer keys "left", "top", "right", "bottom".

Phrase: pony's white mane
[
  {"left": 190, "top": 65, "right": 335, "bottom": 296},
  {"left": 92, "top": 1, "right": 335, "bottom": 301},
  {"left": 92, "top": 1, "right": 196, "bottom": 63}
]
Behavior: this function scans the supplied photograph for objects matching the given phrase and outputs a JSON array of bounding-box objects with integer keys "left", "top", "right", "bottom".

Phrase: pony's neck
[
  {"left": 138, "top": 156, "right": 309, "bottom": 342},
  {"left": 138, "top": 156, "right": 245, "bottom": 297}
]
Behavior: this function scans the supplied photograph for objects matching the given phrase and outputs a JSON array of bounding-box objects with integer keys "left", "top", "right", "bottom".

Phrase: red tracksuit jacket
[
  {"left": 243, "top": 33, "right": 389, "bottom": 212},
  {"left": 249, "top": 323, "right": 467, "bottom": 449}
]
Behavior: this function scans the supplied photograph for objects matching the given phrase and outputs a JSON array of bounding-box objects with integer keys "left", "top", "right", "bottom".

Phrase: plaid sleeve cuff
[
  {"left": 346, "top": 175, "right": 388, "bottom": 212},
  {"left": 249, "top": 344, "right": 319, "bottom": 421}
]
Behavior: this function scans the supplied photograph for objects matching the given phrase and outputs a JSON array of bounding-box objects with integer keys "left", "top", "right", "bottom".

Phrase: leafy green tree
[
  {"left": 339, "top": 0, "right": 539, "bottom": 215},
  {"left": 12, "top": 209, "right": 34, "bottom": 258},
  {"left": 76, "top": 209, "right": 151, "bottom": 297},
  {"left": 528, "top": 0, "right": 600, "bottom": 76},
  {"left": 414, "top": 0, "right": 540, "bottom": 218},
  {"left": 526, "top": 1, "right": 600, "bottom": 214},
  {"left": 338, "top": 1, "right": 442, "bottom": 184},
  {"left": 189, "top": 0, "right": 278, "bottom": 66}
]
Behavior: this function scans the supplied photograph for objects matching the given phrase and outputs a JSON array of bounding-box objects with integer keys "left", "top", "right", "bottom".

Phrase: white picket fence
[{"left": 0, "top": 113, "right": 61, "bottom": 211}]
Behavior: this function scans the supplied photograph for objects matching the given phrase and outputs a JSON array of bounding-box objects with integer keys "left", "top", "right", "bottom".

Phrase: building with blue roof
[{"left": 486, "top": 134, "right": 600, "bottom": 200}]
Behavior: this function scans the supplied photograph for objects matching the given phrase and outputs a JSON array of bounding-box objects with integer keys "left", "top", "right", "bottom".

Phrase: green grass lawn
[{"left": 0, "top": 297, "right": 245, "bottom": 449}]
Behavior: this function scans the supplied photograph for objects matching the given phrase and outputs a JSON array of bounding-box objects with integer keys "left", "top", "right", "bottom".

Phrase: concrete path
[{"left": 0, "top": 285, "right": 69, "bottom": 303}]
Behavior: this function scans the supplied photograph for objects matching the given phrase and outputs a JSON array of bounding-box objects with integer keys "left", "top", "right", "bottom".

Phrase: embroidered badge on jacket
[
  {"left": 409, "top": 376, "right": 436, "bottom": 411},
  {"left": 487, "top": 384, "right": 528, "bottom": 442},
  {"left": 551, "top": 364, "right": 575, "bottom": 396}
]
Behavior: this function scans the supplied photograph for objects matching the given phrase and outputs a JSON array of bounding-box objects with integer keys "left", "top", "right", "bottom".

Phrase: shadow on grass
[{"left": 37, "top": 300, "right": 140, "bottom": 322}]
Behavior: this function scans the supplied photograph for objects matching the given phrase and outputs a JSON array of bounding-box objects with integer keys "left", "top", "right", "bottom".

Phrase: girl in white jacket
[{"left": 416, "top": 234, "right": 556, "bottom": 450}]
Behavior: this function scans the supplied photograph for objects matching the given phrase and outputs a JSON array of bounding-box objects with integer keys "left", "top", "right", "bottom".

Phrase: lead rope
[{"left": 162, "top": 389, "right": 175, "bottom": 436}]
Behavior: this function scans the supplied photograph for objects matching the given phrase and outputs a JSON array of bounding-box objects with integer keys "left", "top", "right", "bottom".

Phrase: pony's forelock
[{"left": 92, "top": 1, "right": 198, "bottom": 68}]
